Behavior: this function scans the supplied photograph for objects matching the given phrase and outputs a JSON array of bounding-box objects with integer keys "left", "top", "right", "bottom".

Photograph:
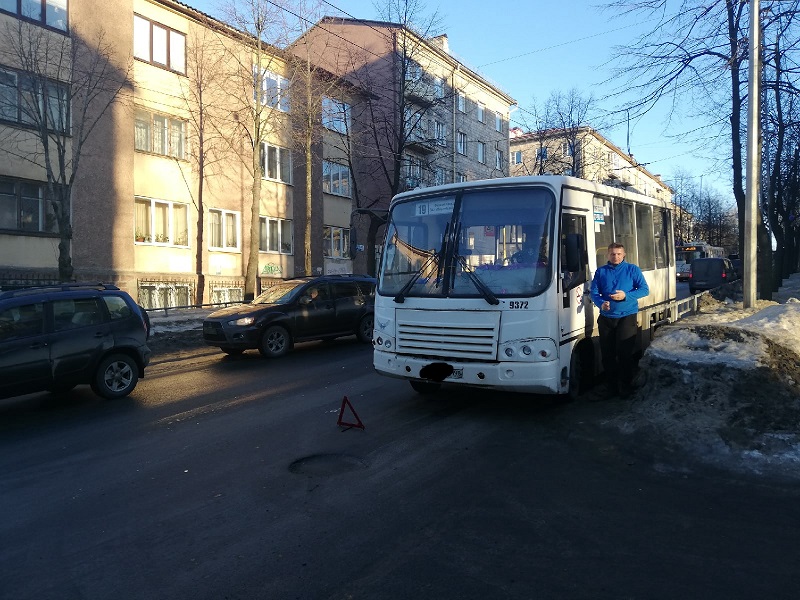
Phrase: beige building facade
[
  {"left": 0, "top": 0, "right": 359, "bottom": 306},
  {"left": 509, "top": 126, "right": 673, "bottom": 203},
  {"left": 294, "top": 18, "right": 517, "bottom": 275}
]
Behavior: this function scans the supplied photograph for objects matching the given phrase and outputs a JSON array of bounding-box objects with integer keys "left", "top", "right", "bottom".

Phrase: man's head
[{"left": 607, "top": 243, "right": 626, "bottom": 265}]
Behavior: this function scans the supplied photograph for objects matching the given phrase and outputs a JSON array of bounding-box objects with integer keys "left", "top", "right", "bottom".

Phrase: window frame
[
  {"left": 1, "top": 0, "right": 68, "bottom": 32},
  {"left": 259, "top": 215, "right": 293, "bottom": 254},
  {"left": 323, "top": 225, "right": 351, "bottom": 259},
  {"left": 457, "top": 131, "right": 467, "bottom": 155},
  {"left": 0, "top": 67, "right": 69, "bottom": 132},
  {"left": 133, "top": 14, "right": 186, "bottom": 75},
  {"left": 476, "top": 102, "right": 485, "bottom": 123},
  {"left": 321, "top": 96, "right": 350, "bottom": 134},
  {"left": 477, "top": 141, "right": 485, "bottom": 164},
  {"left": 322, "top": 160, "right": 351, "bottom": 198},
  {"left": 134, "top": 196, "right": 189, "bottom": 246},
  {"left": 457, "top": 91, "right": 466, "bottom": 112},
  {"left": 260, "top": 142, "right": 292, "bottom": 184},
  {"left": 134, "top": 109, "right": 187, "bottom": 159},
  {"left": 253, "top": 66, "right": 290, "bottom": 112},
  {"left": 0, "top": 176, "right": 58, "bottom": 234},
  {"left": 208, "top": 208, "right": 240, "bottom": 251}
]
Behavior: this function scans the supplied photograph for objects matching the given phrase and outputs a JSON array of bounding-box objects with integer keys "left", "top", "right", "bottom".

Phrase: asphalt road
[{"left": 1, "top": 337, "right": 798, "bottom": 600}]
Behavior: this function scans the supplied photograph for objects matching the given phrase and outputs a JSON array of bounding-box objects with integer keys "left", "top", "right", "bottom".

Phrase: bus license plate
[{"left": 448, "top": 368, "right": 463, "bottom": 380}]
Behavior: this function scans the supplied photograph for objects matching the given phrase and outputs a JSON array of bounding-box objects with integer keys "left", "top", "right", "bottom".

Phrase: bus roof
[{"left": 390, "top": 175, "right": 672, "bottom": 209}]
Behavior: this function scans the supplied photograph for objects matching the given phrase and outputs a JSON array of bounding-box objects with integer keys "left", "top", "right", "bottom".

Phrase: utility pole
[{"left": 744, "top": 0, "right": 760, "bottom": 308}]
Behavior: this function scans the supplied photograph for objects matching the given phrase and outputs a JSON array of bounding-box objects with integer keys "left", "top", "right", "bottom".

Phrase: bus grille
[{"left": 395, "top": 309, "right": 500, "bottom": 361}]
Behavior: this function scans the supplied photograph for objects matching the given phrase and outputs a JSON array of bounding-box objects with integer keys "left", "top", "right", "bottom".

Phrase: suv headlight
[{"left": 229, "top": 316, "right": 255, "bottom": 327}]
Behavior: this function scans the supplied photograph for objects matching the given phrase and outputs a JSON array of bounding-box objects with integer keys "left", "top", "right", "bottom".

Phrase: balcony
[
  {"left": 406, "top": 129, "right": 436, "bottom": 154},
  {"left": 404, "top": 78, "right": 435, "bottom": 107}
]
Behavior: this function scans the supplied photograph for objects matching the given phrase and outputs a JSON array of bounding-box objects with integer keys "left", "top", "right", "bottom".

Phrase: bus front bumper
[{"left": 373, "top": 350, "right": 563, "bottom": 395}]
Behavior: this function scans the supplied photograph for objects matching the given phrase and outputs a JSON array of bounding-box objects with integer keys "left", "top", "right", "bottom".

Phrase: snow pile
[{"left": 613, "top": 275, "right": 800, "bottom": 479}]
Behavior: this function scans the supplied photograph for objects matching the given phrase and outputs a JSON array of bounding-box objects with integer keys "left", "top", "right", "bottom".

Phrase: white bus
[
  {"left": 372, "top": 176, "right": 676, "bottom": 398},
  {"left": 675, "top": 242, "right": 725, "bottom": 281}
]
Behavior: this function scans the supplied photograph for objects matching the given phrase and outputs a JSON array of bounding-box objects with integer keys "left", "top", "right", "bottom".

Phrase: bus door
[{"left": 559, "top": 212, "right": 590, "bottom": 341}]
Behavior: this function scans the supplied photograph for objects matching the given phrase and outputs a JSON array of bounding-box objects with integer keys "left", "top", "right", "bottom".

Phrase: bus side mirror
[{"left": 564, "top": 233, "right": 585, "bottom": 272}]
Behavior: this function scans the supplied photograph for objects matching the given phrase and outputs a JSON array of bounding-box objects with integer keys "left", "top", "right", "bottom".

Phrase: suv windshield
[
  {"left": 378, "top": 186, "right": 555, "bottom": 299},
  {"left": 253, "top": 281, "right": 306, "bottom": 304}
]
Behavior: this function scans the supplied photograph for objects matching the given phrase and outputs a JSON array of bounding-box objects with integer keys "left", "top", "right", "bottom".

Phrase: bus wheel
[
  {"left": 568, "top": 347, "right": 590, "bottom": 401},
  {"left": 410, "top": 380, "right": 441, "bottom": 394}
]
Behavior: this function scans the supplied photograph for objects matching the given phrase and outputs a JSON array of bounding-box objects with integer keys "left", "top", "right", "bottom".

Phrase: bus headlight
[
  {"left": 499, "top": 339, "right": 556, "bottom": 362},
  {"left": 374, "top": 334, "right": 395, "bottom": 351}
]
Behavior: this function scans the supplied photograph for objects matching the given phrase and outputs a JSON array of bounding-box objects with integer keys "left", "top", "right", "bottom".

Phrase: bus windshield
[{"left": 378, "top": 186, "right": 555, "bottom": 299}]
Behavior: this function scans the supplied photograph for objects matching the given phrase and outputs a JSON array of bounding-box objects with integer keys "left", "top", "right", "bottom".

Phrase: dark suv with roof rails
[
  {"left": 202, "top": 274, "right": 376, "bottom": 357},
  {"left": 0, "top": 283, "right": 151, "bottom": 400}
]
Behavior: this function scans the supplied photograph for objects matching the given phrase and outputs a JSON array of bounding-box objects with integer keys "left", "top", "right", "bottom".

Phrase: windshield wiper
[
  {"left": 455, "top": 253, "right": 499, "bottom": 305},
  {"left": 393, "top": 251, "right": 439, "bottom": 303},
  {"left": 394, "top": 223, "right": 449, "bottom": 303}
]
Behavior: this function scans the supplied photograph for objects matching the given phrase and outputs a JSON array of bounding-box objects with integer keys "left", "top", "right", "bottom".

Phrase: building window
[
  {"left": 260, "top": 143, "right": 292, "bottom": 183},
  {"left": 133, "top": 15, "right": 186, "bottom": 74},
  {"left": 495, "top": 112, "right": 502, "bottom": 132},
  {"left": 537, "top": 147, "right": 548, "bottom": 160},
  {"left": 433, "top": 76, "right": 445, "bottom": 99},
  {"left": 209, "top": 208, "right": 240, "bottom": 250},
  {"left": 0, "top": 0, "right": 67, "bottom": 31},
  {"left": 259, "top": 216, "right": 293, "bottom": 254},
  {"left": 457, "top": 131, "right": 467, "bottom": 155},
  {"left": 322, "top": 161, "right": 351, "bottom": 197},
  {"left": 562, "top": 141, "right": 574, "bottom": 156},
  {"left": 0, "top": 68, "right": 69, "bottom": 132},
  {"left": 477, "top": 142, "right": 485, "bottom": 164},
  {"left": 512, "top": 150, "right": 522, "bottom": 165},
  {"left": 476, "top": 102, "right": 485, "bottom": 123},
  {"left": 134, "top": 109, "right": 186, "bottom": 159},
  {"left": 138, "top": 282, "right": 192, "bottom": 310},
  {"left": 457, "top": 172, "right": 467, "bottom": 183},
  {"left": 496, "top": 149, "right": 503, "bottom": 170},
  {"left": 253, "top": 66, "right": 290, "bottom": 112},
  {"left": 323, "top": 226, "right": 350, "bottom": 259},
  {"left": 134, "top": 197, "right": 189, "bottom": 245},
  {"left": 435, "top": 121, "right": 446, "bottom": 145},
  {"left": 322, "top": 96, "right": 350, "bottom": 134},
  {"left": 403, "top": 154, "right": 422, "bottom": 188},
  {"left": 457, "top": 91, "right": 466, "bottom": 112},
  {"left": 0, "top": 177, "right": 58, "bottom": 233},
  {"left": 434, "top": 167, "right": 446, "bottom": 186}
]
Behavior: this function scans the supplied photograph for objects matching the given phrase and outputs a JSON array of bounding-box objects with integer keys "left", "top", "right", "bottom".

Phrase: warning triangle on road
[{"left": 337, "top": 396, "right": 364, "bottom": 430}]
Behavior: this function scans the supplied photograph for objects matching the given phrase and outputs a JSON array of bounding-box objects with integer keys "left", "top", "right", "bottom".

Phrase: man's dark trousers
[{"left": 598, "top": 313, "right": 638, "bottom": 391}]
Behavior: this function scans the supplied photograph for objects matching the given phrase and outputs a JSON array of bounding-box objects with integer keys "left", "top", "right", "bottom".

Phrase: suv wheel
[
  {"left": 357, "top": 314, "right": 374, "bottom": 343},
  {"left": 92, "top": 354, "right": 139, "bottom": 399},
  {"left": 259, "top": 325, "right": 291, "bottom": 358}
]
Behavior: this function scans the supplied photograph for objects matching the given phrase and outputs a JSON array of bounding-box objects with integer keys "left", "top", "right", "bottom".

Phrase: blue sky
[{"left": 190, "top": 0, "right": 730, "bottom": 195}]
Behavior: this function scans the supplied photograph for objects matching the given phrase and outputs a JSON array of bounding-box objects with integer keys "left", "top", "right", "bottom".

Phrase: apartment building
[
  {"left": 0, "top": 0, "right": 358, "bottom": 305},
  {"left": 293, "top": 18, "right": 517, "bottom": 275},
  {"left": 509, "top": 126, "right": 673, "bottom": 203}
]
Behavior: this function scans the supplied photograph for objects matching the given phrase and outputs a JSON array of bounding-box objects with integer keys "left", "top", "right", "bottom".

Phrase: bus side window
[{"left": 561, "top": 214, "right": 587, "bottom": 291}]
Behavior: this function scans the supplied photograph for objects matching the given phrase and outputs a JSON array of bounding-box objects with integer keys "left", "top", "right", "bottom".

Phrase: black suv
[
  {"left": 0, "top": 283, "right": 151, "bottom": 400},
  {"left": 202, "top": 274, "right": 376, "bottom": 357}
]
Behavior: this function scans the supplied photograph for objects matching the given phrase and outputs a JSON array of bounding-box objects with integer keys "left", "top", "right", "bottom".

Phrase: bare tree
[
  {"left": 0, "top": 20, "right": 130, "bottom": 281},
  {"left": 218, "top": 0, "right": 291, "bottom": 300},
  {"left": 516, "top": 89, "right": 599, "bottom": 176},
  {"left": 603, "top": 0, "right": 782, "bottom": 296},
  {"left": 176, "top": 25, "right": 230, "bottom": 305},
  {"left": 285, "top": 0, "right": 355, "bottom": 276}
]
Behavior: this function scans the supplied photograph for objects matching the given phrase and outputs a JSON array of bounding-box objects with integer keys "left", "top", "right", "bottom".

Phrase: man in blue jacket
[{"left": 590, "top": 242, "right": 649, "bottom": 398}]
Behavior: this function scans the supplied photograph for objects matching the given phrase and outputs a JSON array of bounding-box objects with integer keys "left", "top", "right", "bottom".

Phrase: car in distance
[
  {"left": 0, "top": 283, "right": 151, "bottom": 400},
  {"left": 202, "top": 274, "right": 376, "bottom": 357},
  {"left": 689, "top": 257, "right": 739, "bottom": 295}
]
